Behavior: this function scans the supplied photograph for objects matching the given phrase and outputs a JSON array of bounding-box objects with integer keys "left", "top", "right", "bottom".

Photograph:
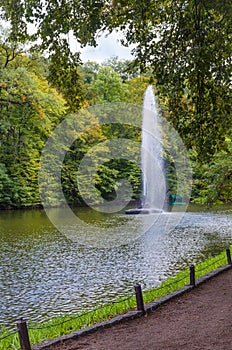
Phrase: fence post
[
  {"left": 226, "top": 248, "right": 232, "bottom": 265},
  {"left": 17, "top": 318, "right": 31, "bottom": 350},
  {"left": 189, "top": 264, "right": 196, "bottom": 287},
  {"left": 134, "top": 283, "right": 145, "bottom": 313}
]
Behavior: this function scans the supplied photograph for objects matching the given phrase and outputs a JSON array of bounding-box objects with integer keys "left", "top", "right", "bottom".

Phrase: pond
[{"left": 1, "top": 205, "right": 232, "bottom": 329}]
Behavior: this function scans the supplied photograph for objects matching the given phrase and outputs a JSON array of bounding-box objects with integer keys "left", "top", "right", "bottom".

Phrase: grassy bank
[
  {"left": 186, "top": 203, "right": 232, "bottom": 213},
  {"left": 0, "top": 248, "right": 230, "bottom": 350}
]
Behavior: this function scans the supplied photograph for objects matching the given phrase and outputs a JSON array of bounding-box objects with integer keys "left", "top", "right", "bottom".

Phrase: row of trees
[
  {"left": 0, "top": 30, "right": 150, "bottom": 208},
  {"left": 0, "top": 35, "right": 67, "bottom": 207},
  {"left": 0, "top": 0, "right": 231, "bottom": 208},
  {"left": 1, "top": 0, "right": 231, "bottom": 156}
]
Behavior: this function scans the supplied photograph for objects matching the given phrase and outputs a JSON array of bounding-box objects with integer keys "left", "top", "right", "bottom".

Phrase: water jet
[{"left": 126, "top": 86, "right": 166, "bottom": 215}]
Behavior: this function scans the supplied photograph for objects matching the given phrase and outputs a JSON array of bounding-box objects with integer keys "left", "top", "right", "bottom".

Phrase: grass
[
  {"left": 0, "top": 247, "right": 230, "bottom": 350},
  {"left": 195, "top": 251, "right": 228, "bottom": 279}
]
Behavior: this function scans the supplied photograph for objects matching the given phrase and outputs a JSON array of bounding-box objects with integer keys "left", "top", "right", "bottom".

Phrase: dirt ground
[{"left": 49, "top": 268, "right": 232, "bottom": 350}]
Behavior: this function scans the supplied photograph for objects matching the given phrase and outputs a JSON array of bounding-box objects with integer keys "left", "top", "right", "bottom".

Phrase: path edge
[{"left": 33, "top": 264, "right": 232, "bottom": 350}]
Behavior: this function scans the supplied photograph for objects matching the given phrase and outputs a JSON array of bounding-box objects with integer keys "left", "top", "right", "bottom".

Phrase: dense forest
[{"left": 0, "top": 0, "right": 231, "bottom": 209}]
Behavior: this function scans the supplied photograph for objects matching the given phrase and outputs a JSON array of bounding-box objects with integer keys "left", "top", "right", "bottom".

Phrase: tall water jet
[
  {"left": 126, "top": 86, "right": 166, "bottom": 214},
  {"left": 141, "top": 86, "right": 166, "bottom": 210}
]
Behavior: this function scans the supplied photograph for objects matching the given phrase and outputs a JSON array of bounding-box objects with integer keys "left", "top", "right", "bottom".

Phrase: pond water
[{"left": 1, "top": 206, "right": 232, "bottom": 329}]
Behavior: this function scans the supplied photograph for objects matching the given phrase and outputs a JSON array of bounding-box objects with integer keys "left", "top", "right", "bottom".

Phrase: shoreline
[
  {"left": 1, "top": 248, "right": 231, "bottom": 349},
  {"left": 34, "top": 256, "right": 232, "bottom": 350},
  {"left": 46, "top": 265, "right": 232, "bottom": 350},
  {"left": 0, "top": 202, "right": 232, "bottom": 212}
]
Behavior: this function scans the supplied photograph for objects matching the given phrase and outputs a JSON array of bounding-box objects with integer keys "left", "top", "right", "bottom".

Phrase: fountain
[{"left": 126, "top": 86, "right": 166, "bottom": 214}]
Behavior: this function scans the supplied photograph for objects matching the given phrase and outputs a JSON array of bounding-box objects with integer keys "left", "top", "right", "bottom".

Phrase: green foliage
[
  {"left": 61, "top": 115, "right": 142, "bottom": 206},
  {"left": 0, "top": 61, "right": 66, "bottom": 207},
  {"left": 2, "top": 0, "right": 230, "bottom": 159},
  {"left": 124, "top": 76, "right": 150, "bottom": 105},
  {"left": 0, "top": 163, "right": 14, "bottom": 207},
  {"left": 0, "top": 41, "right": 146, "bottom": 209},
  {"left": 48, "top": 46, "right": 85, "bottom": 112},
  {"left": 60, "top": 111, "right": 108, "bottom": 206},
  {"left": 102, "top": 56, "right": 140, "bottom": 81},
  {"left": 192, "top": 137, "right": 232, "bottom": 206},
  {"left": 96, "top": 159, "right": 142, "bottom": 202},
  {"left": 111, "top": 0, "right": 232, "bottom": 158},
  {"left": 80, "top": 61, "right": 100, "bottom": 84},
  {"left": 87, "top": 66, "right": 128, "bottom": 104},
  {"left": 0, "top": 25, "right": 25, "bottom": 68},
  {"left": 0, "top": 4, "right": 231, "bottom": 207}
]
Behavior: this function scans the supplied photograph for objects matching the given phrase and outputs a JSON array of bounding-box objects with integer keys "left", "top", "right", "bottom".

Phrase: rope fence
[
  {"left": 28, "top": 293, "right": 134, "bottom": 331},
  {"left": 0, "top": 247, "right": 231, "bottom": 350},
  {"left": 195, "top": 256, "right": 227, "bottom": 275}
]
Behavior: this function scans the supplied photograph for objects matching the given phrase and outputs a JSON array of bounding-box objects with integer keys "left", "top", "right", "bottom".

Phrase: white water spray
[
  {"left": 125, "top": 86, "right": 166, "bottom": 214},
  {"left": 141, "top": 86, "right": 166, "bottom": 211}
]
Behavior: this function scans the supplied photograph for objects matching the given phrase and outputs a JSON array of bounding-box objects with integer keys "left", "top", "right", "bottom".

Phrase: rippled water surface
[{"left": 1, "top": 206, "right": 232, "bottom": 328}]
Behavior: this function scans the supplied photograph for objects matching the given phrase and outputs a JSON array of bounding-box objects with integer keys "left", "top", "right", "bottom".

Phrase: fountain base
[{"left": 125, "top": 208, "right": 163, "bottom": 215}]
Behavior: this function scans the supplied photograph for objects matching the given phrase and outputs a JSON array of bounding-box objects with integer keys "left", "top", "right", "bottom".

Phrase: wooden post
[
  {"left": 226, "top": 248, "right": 232, "bottom": 265},
  {"left": 17, "top": 318, "right": 31, "bottom": 350},
  {"left": 189, "top": 264, "right": 196, "bottom": 287},
  {"left": 134, "top": 283, "right": 145, "bottom": 313}
]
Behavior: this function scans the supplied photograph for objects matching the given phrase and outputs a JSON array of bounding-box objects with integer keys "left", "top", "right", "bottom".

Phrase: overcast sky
[
  {"left": 1, "top": 19, "right": 135, "bottom": 63},
  {"left": 72, "top": 30, "right": 135, "bottom": 63}
]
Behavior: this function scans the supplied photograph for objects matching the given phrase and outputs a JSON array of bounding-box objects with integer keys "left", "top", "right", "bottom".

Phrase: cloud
[
  {"left": 1, "top": 19, "right": 135, "bottom": 63},
  {"left": 71, "top": 31, "right": 135, "bottom": 63}
]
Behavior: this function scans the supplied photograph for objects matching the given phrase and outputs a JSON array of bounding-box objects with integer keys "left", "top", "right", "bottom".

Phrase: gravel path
[{"left": 48, "top": 267, "right": 232, "bottom": 350}]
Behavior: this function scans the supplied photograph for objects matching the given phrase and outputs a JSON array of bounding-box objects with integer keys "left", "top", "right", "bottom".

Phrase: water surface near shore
[{"left": 1, "top": 206, "right": 232, "bottom": 328}]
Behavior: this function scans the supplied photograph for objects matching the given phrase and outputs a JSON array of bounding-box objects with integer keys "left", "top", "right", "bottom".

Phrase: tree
[
  {"left": 108, "top": 1, "right": 232, "bottom": 158},
  {"left": 80, "top": 61, "right": 100, "bottom": 84},
  {"left": 47, "top": 45, "right": 85, "bottom": 112},
  {"left": 1, "top": 0, "right": 230, "bottom": 159},
  {"left": 88, "top": 66, "right": 127, "bottom": 104},
  {"left": 0, "top": 64, "right": 66, "bottom": 207},
  {"left": 1, "top": 0, "right": 231, "bottom": 205},
  {"left": 0, "top": 25, "right": 25, "bottom": 68},
  {"left": 0, "top": 163, "right": 15, "bottom": 207},
  {"left": 124, "top": 76, "right": 150, "bottom": 105},
  {"left": 191, "top": 136, "right": 232, "bottom": 206},
  {"left": 102, "top": 56, "right": 139, "bottom": 81}
]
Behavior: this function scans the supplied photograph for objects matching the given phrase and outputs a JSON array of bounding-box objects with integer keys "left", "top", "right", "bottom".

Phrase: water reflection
[{"left": 0, "top": 207, "right": 232, "bottom": 328}]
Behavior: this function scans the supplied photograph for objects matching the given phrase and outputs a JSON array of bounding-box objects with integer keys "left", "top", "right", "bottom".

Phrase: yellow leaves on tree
[{"left": 32, "top": 101, "right": 44, "bottom": 119}]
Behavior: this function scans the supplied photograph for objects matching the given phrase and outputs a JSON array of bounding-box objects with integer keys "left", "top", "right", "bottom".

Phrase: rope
[
  {"left": 195, "top": 256, "right": 226, "bottom": 274},
  {"left": 0, "top": 330, "right": 17, "bottom": 342},
  {"left": 154, "top": 272, "right": 189, "bottom": 292},
  {"left": 29, "top": 293, "right": 134, "bottom": 331}
]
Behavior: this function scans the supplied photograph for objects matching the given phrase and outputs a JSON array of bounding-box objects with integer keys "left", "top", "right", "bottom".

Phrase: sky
[
  {"left": 69, "top": 30, "right": 135, "bottom": 63},
  {"left": 1, "top": 19, "right": 135, "bottom": 63}
]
